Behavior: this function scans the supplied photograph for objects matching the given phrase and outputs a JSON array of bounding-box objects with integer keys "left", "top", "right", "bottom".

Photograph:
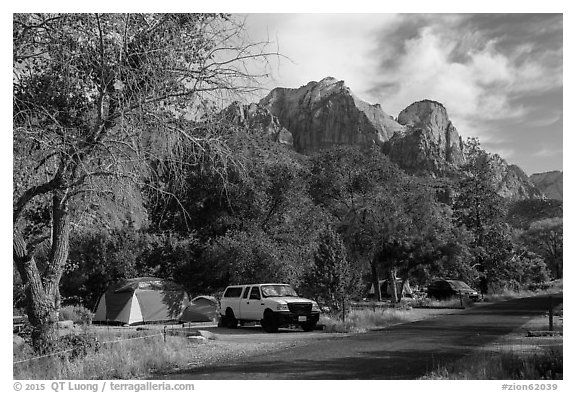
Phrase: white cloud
[
  {"left": 364, "top": 18, "right": 561, "bottom": 142},
  {"left": 245, "top": 14, "right": 399, "bottom": 98},
  {"left": 534, "top": 147, "right": 563, "bottom": 158}
]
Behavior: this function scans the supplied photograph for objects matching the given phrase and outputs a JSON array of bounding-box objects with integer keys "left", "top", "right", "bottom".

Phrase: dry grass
[
  {"left": 422, "top": 301, "right": 563, "bottom": 380},
  {"left": 13, "top": 328, "right": 202, "bottom": 380},
  {"left": 409, "top": 296, "right": 476, "bottom": 308},
  {"left": 321, "top": 308, "right": 414, "bottom": 333},
  {"left": 13, "top": 325, "right": 309, "bottom": 380},
  {"left": 320, "top": 306, "right": 459, "bottom": 333},
  {"left": 486, "top": 279, "right": 563, "bottom": 302},
  {"left": 423, "top": 346, "right": 562, "bottom": 380}
]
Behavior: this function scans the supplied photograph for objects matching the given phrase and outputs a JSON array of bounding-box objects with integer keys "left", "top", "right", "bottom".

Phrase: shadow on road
[{"left": 161, "top": 294, "right": 563, "bottom": 380}]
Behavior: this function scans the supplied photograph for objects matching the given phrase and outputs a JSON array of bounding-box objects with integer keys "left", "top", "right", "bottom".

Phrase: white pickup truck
[{"left": 218, "top": 283, "right": 321, "bottom": 332}]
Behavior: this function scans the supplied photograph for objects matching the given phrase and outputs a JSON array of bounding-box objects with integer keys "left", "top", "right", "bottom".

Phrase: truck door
[
  {"left": 244, "top": 286, "right": 265, "bottom": 321},
  {"left": 239, "top": 286, "right": 251, "bottom": 320}
]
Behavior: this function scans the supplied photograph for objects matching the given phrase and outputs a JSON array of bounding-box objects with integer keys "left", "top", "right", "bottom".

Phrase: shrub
[
  {"left": 56, "top": 333, "right": 100, "bottom": 362},
  {"left": 59, "top": 305, "right": 93, "bottom": 325}
]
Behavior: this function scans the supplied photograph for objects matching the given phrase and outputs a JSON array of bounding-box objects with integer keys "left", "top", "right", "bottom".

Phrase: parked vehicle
[
  {"left": 218, "top": 283, "right": 321, "bottom": 332},
  {"left": 427, "top": 279, "right": 480, "bottom": 301}
]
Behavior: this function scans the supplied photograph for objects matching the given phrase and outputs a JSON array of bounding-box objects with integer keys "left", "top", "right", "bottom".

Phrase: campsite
[
  {"left": 13, "top": 13, "right": 562, "bottom": 382},
  {"left": 13, "top": 284, "right": 563, "bottom": 380}
]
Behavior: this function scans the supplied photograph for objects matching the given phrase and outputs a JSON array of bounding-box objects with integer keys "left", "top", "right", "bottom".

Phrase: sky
[{"left": 243, "top": 13, "right": 563, "bottom": 176}]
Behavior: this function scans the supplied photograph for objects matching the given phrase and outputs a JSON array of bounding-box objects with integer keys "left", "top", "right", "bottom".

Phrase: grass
[
  {"left": 321, "top": 307, "right": 431, "bottom": 333},
  {"left": 423, "top": 347, "right": 563, "bottom": 380},
  {"left": 408, "top": 296, "right": 476, "bottom": 308},
  {"left": 422, "top": 298, "right": 563, "bottom": 380},
  {"left": 485, "top": 279, "right": 563, "bottom": 303},
  {"left": 13, "top": 327, "right": 203, "bottom": 380}
]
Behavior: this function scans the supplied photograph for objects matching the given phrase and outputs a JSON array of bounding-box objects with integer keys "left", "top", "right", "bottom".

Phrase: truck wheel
[
  {"left": 301, "top": 321, "right": 317, "bottom": 332},
  {"left": 225, "top": 308, "right": 238, "bottom": 329},
  {"left": 261, "top": 310, "right": 278, "bottom": 333}
]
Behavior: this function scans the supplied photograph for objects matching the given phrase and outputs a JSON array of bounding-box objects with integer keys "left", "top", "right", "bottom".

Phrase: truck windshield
[{"left": 261, "top": 285, "right": 298, "bottom": 297}]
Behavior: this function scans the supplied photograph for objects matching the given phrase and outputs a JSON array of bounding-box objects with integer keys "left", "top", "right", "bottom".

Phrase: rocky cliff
[
  {"left": 253, "top": 77, "right": 545, "bottom": 201},
  {"left": 529, "top": 171, "right": 563, "bottom": 200},
  {"left": 483, "top": 157, "right": 543, "bottom": 200},
  {"left": 383, "top": 100, "right": 465, "bottom": 175},
  {"left": 259, "top": 77, "right": 405, "bottom": 153},
  {"left": 222, "top": 101, "right": 293, "bottom": 147}
]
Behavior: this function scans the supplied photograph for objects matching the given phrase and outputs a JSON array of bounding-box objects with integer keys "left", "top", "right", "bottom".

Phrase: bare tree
[{"left": 13, "top": 13, "right": 277, "bottom": 353}]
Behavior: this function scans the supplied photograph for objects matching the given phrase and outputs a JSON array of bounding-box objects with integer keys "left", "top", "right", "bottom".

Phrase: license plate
[{"left": 298, "top": 316, "right": 307, "bottom": 322}]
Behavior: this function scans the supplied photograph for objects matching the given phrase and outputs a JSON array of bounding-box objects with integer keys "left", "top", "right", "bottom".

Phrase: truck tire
[
  {"left": 301, "top": 321, "right": 317, "bottom": 332},
  {"left": 261, "top": 310, "right": 278, "bottom": 333},
  {"left": 225, "top": 308, "right": 238, "bottom": 329}
]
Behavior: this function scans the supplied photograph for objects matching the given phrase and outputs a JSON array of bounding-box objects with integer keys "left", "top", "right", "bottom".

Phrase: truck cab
[{"left": 219, "top": 283, "right": 321, "bottom": 332}]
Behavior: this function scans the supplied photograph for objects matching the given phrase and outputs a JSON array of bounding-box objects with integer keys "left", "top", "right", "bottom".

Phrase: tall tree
[
  {"left": 13, "top": 13, "right": 275, "bottom": 352},
  {"left": 452, "top": 138, "right": 509, "bottom": 293},
  {"left": 308, "top": 146, "right": 405, "bottom": 300},
  {"left": 304, "top": 226, "right": 359, "bottom": 316},
  {"left": 520, "top": 218, "right": 563, "bottom": 279}
]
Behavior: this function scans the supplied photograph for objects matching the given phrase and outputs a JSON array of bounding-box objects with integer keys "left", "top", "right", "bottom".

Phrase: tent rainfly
[
  {"left": 180, "top": 296, "right": 219, "bottom": 323},
  {"left": 369, "top": 279, "right": 413, "bottom": 298},
  {"left": 93, "top": 277, "right": 189, "bottom": 325}
]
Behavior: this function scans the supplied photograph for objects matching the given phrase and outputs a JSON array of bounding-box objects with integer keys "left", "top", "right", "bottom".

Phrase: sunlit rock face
[
  {"left": 254, "top": 78, "right": 544, "bottom": 201},
  {"left": 383, "top": 100, "right": 465, "bottom": 175},
  {"left": 222, "top": 101, "right": 293, "bottom": 147},
  {"left": 260, "top": 77, "right": 405, "bottom": 154},
  {"left": 481, "top": 156, "right": 544, "bottom": 200},
  {"left": 529, "top": 171, "right": 563, "bottom": 201}
]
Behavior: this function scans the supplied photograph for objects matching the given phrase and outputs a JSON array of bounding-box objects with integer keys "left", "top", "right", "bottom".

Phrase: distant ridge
[{"left": 254, "top": 77, "right": 544, "bottom": 201}]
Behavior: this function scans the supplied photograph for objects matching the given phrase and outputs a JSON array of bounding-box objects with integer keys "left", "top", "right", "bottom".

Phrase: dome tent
[
  {"left": 93, "top": 277, "right": 190, "bottom": 325},
  {"left": 180, "top": 296, "right": 219, "bottom": 323}
]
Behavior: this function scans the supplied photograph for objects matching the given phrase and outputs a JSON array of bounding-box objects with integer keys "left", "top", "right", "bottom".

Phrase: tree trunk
[
  {"left": 389, "top": 268, "right": 398, "bottom": 304},
  {"left": 13, "top": 191, "right": 70, "bottom": 353},
  {"left": 13, "top": 231, "right": 59, "bottom": 354},
  {"left": 370, "top": 259, "right": 381, "bottom": 301}
]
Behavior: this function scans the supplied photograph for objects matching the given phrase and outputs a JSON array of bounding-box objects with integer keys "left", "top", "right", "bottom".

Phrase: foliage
[
  {"left": 506, "top": 199, "right": 562, "bottom": 229},
  {"left": 58, "top": 305, "right": 93, "bottom": 325},
  {"left": 519, "top": 218, "right": 562, "bottom": 279},
  {"left": 61, "top": 227, "right": 142, "bottom": 308},
  {"left": 207, "top": 226, "right": 285, "bottom": 284},
  {"left": 139, "top": 232, "right": 228, "bottom": 297},
  {"left": 13, "top": 13, "right": 276, "bottom": 352},
  {"left": 452, "top": 138, "right": 512, "bottom": 293},
  {"left": 56, "top": 333, "right": 101, "bottom": 362},
  {"left": 303, "top": 226, "right": 361, "bottom": 313}
]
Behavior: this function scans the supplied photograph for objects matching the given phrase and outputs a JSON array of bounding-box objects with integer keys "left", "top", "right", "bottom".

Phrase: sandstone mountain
[
  {"left": 483, "top": 157, "right": 543, "bottom": 200},
  {"left": 259, "top": 76, "right": 404, "bottom": 153},
  {"left": 222, "top": 101, "right": 293, "bottom": 147},
  {"left": 251, "top": 77, "right": 545, "bottom": 201},
  {"left": 382, "top": 100, "right": 465, "bottom": 175},
  {"left": 529, "top": 171, "right": 563, "bottom": 201}
]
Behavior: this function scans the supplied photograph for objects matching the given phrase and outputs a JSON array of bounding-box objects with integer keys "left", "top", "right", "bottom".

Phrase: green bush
[
  {"left": 56, "top": 333, "right": 100, "bottom": 361},
  {"left": 59, "top": 305, "right": 93, "bottom": 325}
]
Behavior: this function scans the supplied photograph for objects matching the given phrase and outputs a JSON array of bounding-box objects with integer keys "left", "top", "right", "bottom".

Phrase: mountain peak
[
  {"left": 529, "top": 171, "right": 563, "bottom": 200},
  {"left": 317, "top": 76, "right": 340, "bottom": 84},
  {"left": 397, "top": 99, "right": 450, "bottom": 130},
  {"left": 260, "top": 77, "right": 404, "bottom": 153}
]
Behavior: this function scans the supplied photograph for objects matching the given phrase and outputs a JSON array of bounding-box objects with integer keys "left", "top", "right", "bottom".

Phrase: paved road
[{"left": 166, "top": 294, "right": 562, "bottom": 379}]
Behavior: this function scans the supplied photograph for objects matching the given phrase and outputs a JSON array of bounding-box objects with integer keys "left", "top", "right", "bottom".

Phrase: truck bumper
[{"left": 275, "top": 312, "right": 320, "bottom": 326}]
